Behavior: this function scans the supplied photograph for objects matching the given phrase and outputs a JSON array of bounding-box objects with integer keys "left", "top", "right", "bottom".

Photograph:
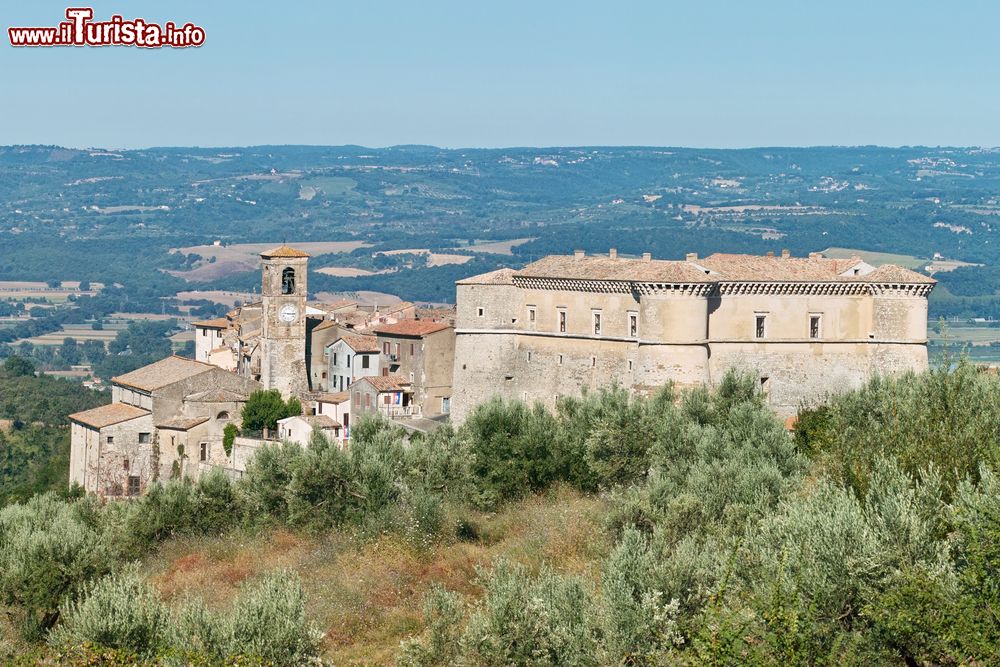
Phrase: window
[
  {"left": 442, "top": 397, "right": 451, "bottom": 414},
  {"left": 593, "top": 311, "right": 602, "bottom": 335},
  {"left": 202, "top": 329, "right": 207, "bottom": 337},
  {"left": 127, "top": 475, "right": 140, "bottom": 496},
  {"left": 755, "top": 314, "right": 767, "bottom": 339},
  {"left": 199, "top": 442, "right": 209, "bottom": 462},
  {"left": 347, "top": 355, "right": 352, "bottom": 368},
  {"left": 384, "top": 394, "right": 392, "bottom": 405},
  {"left": 410, "top": 343, "right": 415, "bottom": 356},
  {"left": 394, "top": 343, "right": 400, "bottom": 356},
  {"left": 333, "top": 352, "right": 337, "bottom": 365},
  {"left": 365, "top": 393, "right": 371, "bottom": 408},
  {"left": 383, "top": 342, "right": 390, "bottom": 354},
  {"left": 322, "top": 371, "right": 327, "bottom": 379},
  {"left": 558, "top": 354, "right": 564, "bottom": 365},
  {"left": 628, "top": 359, "right": 634, "bottom": 371},
  {"left": 106, "top": 435, "right": 114, "bottom": 444},
  {"left": 216, "top": 411, "right": 230, "bottom": 420},
  {"left": 526, "top": 351, "right": 532, "bottom": 362},
  {"left": 355, "top": 391, "right": 361, "bottom": 405},
  {"left": 281, "top": 267, "right": 295, "bottom": 294},
  {"left": 809, "top": 314, "right": 822, "bottom": 339},
  {"left": 123, "top": 459, "right": 129, "bottom": 471},
  {"left": 760, "top": 376, "right": 771, "bottom": 400},
  {"left": 558, "top": 309, "right": 567, "bottom": 333},
  {"left": 591, "top": 356, "right": 597, "bottom": 367},
  {"left": 629, "top": 312, "right": 638, "bottom": 337},
  {"left": 528, "top": 307, "right": 536, "bottom": 322},
  {"left": 362, "top": 355, "right": 370, "bottom": 369},
  {"left": 138, "top": 432, "right": 151, "bottom": 444},
  {"left": 477, "top": 307, "right": 484, "bottom": 317}
]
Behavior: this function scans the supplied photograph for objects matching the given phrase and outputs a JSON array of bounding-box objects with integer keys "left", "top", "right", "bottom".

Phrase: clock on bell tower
[{"left": 259, "top": 245, "right": 309, "bottom": 398}]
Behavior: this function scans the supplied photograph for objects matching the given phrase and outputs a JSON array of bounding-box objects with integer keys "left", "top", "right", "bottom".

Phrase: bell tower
[{"left": 259, "top": 245, "right": 309, "bottom": 398}]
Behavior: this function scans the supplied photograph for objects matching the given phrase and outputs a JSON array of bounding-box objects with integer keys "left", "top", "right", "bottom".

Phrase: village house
[
  {"left": 276, "top": 414, "right": 342, "bottom": 446},
  {"left": 351, "top": 374, "right": 415, "bottom": 422},
  {"left": 373, "top": 321, "right": 455, "bottom": 417},
  {"left": 450, "top": 249, "right": 935, "bottom": 421},
  {"left": 326, "top": 334, "right": 380, "bottom": 393},
  {"left": 68, "top": 356, "right": 260, "bottom": 497}
]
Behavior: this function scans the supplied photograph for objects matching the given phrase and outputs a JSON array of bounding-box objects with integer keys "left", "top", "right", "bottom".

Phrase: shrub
[
  {"left": 222, "top": 423, "right": 238, "bottom": 457},
  {"left": 0, "top": 494, "right": 112, "bottom": 639},
  {"left": 49, "top": 564, "right": 170, "bottom": 656}
]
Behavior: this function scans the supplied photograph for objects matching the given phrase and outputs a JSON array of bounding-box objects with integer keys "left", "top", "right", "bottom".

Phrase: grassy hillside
[{"left": 5, "top": 364, "right": 1000, "bottom": 664}]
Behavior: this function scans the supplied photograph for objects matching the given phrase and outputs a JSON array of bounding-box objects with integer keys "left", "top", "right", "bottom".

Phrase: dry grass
[{"left": 141, "top": 486, "right": 609, "bottom": 665}]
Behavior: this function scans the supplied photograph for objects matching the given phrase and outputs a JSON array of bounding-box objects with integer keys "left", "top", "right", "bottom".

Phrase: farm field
[
  {"left": 175, "top": 290, "right": 253, "bottom": 307},
  {"left": 168, "top": 241, "right": 371, "bottom": 282},
  {"left": 822, "top": 247, "right": 924, "bottom": 269},
  {"left": 458, "top": 237, "right": 535, "bottom": 255},
  {"left": 20, "top": 323, "right": 124, "bottom": 347}
]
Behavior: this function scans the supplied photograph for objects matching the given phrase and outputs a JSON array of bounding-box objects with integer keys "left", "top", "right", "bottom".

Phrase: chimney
[
  {"left": 609, "top": 248, "right": 618, "bottom": 259},
  {"left": 781, "top": 249, "right": 791, "bottom": 258},
  {"left": 574, "top": 250, "right": 585, "bottom": 261},
  {"left": 641, "top": 252, "right": 652, "bottom": 263},
  {"left": 808, "top": 252, "right": 823, "bottom": 260},
  {"left": 686, "top": 252, "right": 698, "bottom": 261},
  {"left": 766, "top": 251, "right": 775, "bottom": 257}
]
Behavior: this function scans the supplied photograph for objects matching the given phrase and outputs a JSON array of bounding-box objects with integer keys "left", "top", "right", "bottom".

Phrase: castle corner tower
[{"left": 259, "top": 245, "right": 309, "bottom": 398}]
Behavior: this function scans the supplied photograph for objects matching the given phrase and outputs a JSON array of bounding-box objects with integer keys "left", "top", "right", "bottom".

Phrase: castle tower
[{"left": 259, "top": 245, "right": 310, "bottom": 398}]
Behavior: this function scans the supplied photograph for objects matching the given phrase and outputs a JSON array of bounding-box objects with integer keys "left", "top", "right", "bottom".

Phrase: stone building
[
  {"left": 373, "top": 321, "right": 455, "bottom": 417},
  {"left": 69, "top": 356, "right": 261, "bottom": 497},
  {"left": 326, "top": 334, "right": 380, "bottom": 393},
  {"left": 451, "top": 249, "right": 935, "bottom": 421},
  {"left": 351, "top": 374, "right": 415, "bottom": 422}
]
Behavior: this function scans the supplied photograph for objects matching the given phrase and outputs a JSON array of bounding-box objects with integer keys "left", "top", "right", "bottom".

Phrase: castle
[
  {"left": 69, "top": 245, "right": 934, "bottom": 497},
  {"left": 450, "top": 249, "right": 934, "bottom": 421}
]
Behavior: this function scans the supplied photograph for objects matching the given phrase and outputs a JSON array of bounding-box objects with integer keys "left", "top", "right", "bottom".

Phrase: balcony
[{"left": 379, "top": 404, "right": 421, "bottom": 418}]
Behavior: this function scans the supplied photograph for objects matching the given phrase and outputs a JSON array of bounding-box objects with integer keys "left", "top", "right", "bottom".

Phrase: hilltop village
[{"left": 68, "top": 245, "right": 935, "bottom": 497}]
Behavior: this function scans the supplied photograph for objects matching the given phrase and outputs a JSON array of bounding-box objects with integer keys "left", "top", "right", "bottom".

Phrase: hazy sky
[{"left": 1, "top": 1, "right": 997, "bottom": 148}]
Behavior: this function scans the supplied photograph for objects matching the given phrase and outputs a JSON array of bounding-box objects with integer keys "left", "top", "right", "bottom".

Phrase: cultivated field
[
  {"left": 175, "top": 290, "right": 254, "bottom": 307},
  {"left": 20, "top": 323, "right": 123, "bottom": 347},
  {"left": 168, "top": 241, "right": 370, "bottom": 282},
  {"left": 821, "top": 247, "right": 924, "bottom": 269},
  {"left": 459, "top": 238, "right": 534, "bottom": 255}
]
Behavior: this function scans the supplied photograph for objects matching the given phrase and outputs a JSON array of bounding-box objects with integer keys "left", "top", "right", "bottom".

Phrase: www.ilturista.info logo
[{"left": 8, "top": 8, "right": 205, "bottom": 48}]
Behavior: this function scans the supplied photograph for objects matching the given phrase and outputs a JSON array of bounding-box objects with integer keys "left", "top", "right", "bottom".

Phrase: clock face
[{"left": 278, "top": 304, "right": 298, "bottom": 323}]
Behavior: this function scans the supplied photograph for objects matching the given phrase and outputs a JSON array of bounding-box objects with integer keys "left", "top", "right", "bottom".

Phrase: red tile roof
[
  {"left": 359, "top": 374, "right": 411, "bottom": 392},
  {"left": 70, "top": 403, "right": 150, "bottom": 429},
  {"left": 340, "top": 334, "right": 380, "bottom": 353},
  {"left": 260, "top": 245, "right": 310, "bottom": 258},
  {"left": 113, "top": 356, "right": 215, "bottom": 392},
  {"left": 313, "top": 391, "right": 350, "bottom": 404},
  {"left": 191, "top": 317, "right": 229, "bottom": 329},
  {"left": 373, "top": 320, "right": 452, "bottom": 337}
]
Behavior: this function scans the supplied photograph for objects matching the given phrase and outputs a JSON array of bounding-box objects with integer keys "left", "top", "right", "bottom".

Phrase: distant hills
[{"left": 2, "top": 144, "right": 1000, "bottom": 313}]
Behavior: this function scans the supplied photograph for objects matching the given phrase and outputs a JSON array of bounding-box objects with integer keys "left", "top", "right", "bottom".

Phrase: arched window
[
  {"left": 281, "top": 267, "right": 295, "bottom": 294},
  {"left": 216, "top": 411, "right": 230, "bottom": 421}
]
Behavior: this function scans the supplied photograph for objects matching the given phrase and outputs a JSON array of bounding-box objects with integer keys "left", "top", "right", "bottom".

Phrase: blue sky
[{"left": 1, "top": 1, "right": 997, "bottom": 148}]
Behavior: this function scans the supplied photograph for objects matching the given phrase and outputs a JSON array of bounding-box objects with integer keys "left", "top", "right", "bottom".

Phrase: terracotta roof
[
  {"left": 314, "top": 319, "right": 336, "bottom": 332},
  {"left": 498, "top": 252, "right": 935, "bottom": 286},
  {"left": 340, "top": 334, "right": 380, "bottom": 353},
  {"left": 157, "top": 416, "right": 209, "bottom": 431},
  {"left": 857, "top": 264, "right": 937, "bottom": 284},
  {"left": 359, "top": 374, "right": 411, "bottom": 392},
  {"left": 191, "top": 317, "right": 229, "bottom": 329},
  {"left": 70, "top": 403, "right": 150, "bottom": 429},
  {"left": 260, "top": 245, "right": 310, "bottom": 258},
  {"left": 304, "top": 414, "right": 341, "bottom": 429},
  {"left": 699, "top": 253, "right": 936, "bottom": 284},
  {"left": 515, "top": 255, "right": 717, "bottom": 283},
  {"left": 314, "top": 299, "right": 357, "bottom": 313},
  {"left": 279, "top": 414, "right": 342, "bottom": 429},
  {"left": 379, "top": 301, "right": 415, "bottom": 315},
  {"left": 185, "top": 389, "right": 249, "bottom": 403},
  {"left": 113, "top": 356, "right": 215, "bottom": 392},
  {"left": 373, "top": 320, "right": 452, "bottom": 337},
  {"left": 456, "top": 268, "right": 516, "bottom": 286},
  {"left": 313, "top": 391, "right": 349, "bottom": 404},
  {"left": 699, "top": 253, "right": 866, "bottom": 282}
]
